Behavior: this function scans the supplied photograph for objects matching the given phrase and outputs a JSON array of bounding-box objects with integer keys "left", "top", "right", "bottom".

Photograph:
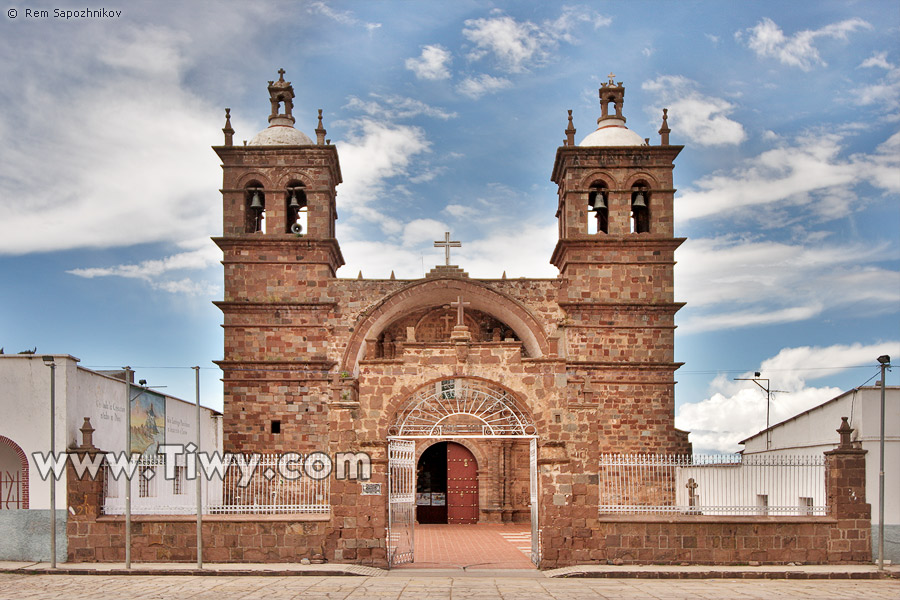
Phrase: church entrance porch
[
  {"left": 416, "top": 441, "right": 478, "bottom": 525},
  {"left": 386, "top": 377, "right": 540, "bottom": 568},
  {"left": 394, "top": 523, "right": 535, "bottom": 570}
]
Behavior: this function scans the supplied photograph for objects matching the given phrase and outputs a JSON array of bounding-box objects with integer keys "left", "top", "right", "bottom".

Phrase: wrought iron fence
[
  {"left": 102, "top": 454, "right": 329, "bottom": 515},
  {"left": 598, "top": 453, "right": 827, "bottom": 516}
]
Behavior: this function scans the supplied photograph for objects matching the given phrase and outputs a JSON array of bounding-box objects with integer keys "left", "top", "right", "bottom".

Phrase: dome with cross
[{"left": 579, "top": 74, "right": 646, "bottom": 147}]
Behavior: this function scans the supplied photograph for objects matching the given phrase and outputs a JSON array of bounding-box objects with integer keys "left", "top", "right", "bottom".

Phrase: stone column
[
  {"left": 824, "top": 417, "right": 871, "bottom": 563},
  {"left": 65, "top": 418, "right": 106, "bottom": 561}
]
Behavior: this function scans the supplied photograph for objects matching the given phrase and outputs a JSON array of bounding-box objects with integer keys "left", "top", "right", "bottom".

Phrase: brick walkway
[
  {"left": 2, "top": 572, "right": 898, "bottom": 599},
  {"left": 394, "top": 523, "right": 535, "bottom": 569}
]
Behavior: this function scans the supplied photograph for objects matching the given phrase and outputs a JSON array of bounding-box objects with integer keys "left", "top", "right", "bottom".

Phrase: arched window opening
[
  {"left": 245, "top": 184, "right": 265, "bottom": 233},
  {"left": 286, "top": 184, "right": 308, "bottom": 234},
  {"left": 587, "top": 183, "right": 609, "bottom": 234},
  {"left": 630, "top": 184, "right": 650, "bottom": 234}
]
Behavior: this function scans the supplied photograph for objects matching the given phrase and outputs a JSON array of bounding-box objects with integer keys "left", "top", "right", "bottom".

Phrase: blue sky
[{"left": 0, "top": 1, "right": 897, "bottom": 452}]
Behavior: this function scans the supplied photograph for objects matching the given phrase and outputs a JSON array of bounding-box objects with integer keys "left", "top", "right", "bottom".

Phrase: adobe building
[{"left": 211, "top": 71, "right": 691, "bottom": 567}]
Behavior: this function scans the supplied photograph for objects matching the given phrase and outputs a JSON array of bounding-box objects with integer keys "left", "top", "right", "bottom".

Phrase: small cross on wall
[{"left": 450, "top": 296, "right": 471, "bottom": 327}]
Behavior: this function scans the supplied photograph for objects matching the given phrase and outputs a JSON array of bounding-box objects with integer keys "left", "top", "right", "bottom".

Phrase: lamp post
[
  {"left": 40, "top": 356, "right": 57, "bottom": 568},
  {"left": 876, "top": 354, "right": 890, "bottom": 571},
  {"left": 124, "top": 366, "right": 132, "bottom": 569}
]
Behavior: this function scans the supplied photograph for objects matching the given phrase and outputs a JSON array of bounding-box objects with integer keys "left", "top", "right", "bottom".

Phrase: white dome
[
  {"left": 249, "top": 125, "right": 313, "bottom": 146},
  {"left": 580, "top": 117, "right": 645, "bottom": 147}
]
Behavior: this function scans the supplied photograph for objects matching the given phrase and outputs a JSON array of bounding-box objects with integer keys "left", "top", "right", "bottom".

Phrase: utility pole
[
  {"left": 876, "top": 354, "right": 890, "bottom": 571},
  {"left": 41, "top": 356, "right": 56, "bottom": 568}
]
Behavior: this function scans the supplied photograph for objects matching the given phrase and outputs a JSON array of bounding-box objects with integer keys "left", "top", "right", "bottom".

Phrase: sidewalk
[{"left": 2, "top": 560, "right": 897, "bottom": 579}]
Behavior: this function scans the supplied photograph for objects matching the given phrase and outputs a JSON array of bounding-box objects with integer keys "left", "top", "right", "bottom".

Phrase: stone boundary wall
[
  {"left": 68, "top": 515, "right": 337, "bottom": 563},
  {"left": 539, "top": 419, "right": 872, "bottom": 568},
  {"left": 65, "top": 420, "right": 871, "bottom": 567},
  {"left": 543, "top": 517, "right": 840, "bottom": 566}
]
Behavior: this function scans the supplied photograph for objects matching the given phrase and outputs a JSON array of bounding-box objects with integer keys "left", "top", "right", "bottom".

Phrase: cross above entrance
[
  {"left": 450, "top": 296, "right": 470, "bottom": 327},
  {"left": 434, "top": 232, "right": 461, "bottom": 266}
]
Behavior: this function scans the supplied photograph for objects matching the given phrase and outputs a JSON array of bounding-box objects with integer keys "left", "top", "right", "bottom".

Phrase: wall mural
[{"left": 130, "top": 388, "right": 166, "bottom": 456}]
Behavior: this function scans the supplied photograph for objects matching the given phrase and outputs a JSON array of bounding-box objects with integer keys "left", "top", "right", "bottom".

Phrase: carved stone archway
[{"left": 388, "top": 378, "right": 537, "bottom": 438}]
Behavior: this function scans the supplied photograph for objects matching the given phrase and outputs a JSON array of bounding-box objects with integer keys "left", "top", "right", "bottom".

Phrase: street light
[
  {"left": 41, "top": 355, "right": 56, "bottom": 569},
  {"left": 876, "top": 354, "right": 890, "bottom": 571}
]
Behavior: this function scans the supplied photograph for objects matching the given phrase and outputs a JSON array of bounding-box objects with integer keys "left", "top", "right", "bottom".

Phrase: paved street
[{"left": 1, "top": 573, "right": 897, "bottom": 600}]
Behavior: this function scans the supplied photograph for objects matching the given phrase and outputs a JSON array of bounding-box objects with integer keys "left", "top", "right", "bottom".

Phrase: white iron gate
[
  {"left": 529, "top": 437, "right": 540, "bottom": 565},
  {"left": 387, "top": 439, "right": 415, "bottom": 567}
]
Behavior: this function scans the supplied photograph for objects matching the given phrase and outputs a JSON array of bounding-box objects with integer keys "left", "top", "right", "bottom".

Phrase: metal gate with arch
[
  {"left": 386, "top": 378, "right": 540, "bottom": 568},
  {"left": 387, "top": 439, "right": 415, "bottom": 567}
]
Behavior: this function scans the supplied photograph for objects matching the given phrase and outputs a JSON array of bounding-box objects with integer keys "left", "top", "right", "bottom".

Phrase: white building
[
  {"left": 740, "top": 385, "right": 900, "bottom": 563},
  {"left": 0, "top": 353, "right": 222, "bottom": 561}
]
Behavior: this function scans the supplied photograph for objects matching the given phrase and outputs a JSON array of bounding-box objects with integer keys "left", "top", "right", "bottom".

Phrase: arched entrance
[
  {"left": 0, "top": 435, "right": 29, "bottom": 509},
  {"left": 387, "top": 378, "right": 539, "bottom": 568},
  {"left": 416, "top": 441, "right": 478, "bottom": 524}
]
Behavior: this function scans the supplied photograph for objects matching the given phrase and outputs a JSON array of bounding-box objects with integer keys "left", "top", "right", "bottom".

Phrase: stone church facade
[
  {"left": 211, "top": 71, "right": 690, "bottom": 565},
  {"left": 58, "top": 71, "right": 873, "bottom": 568}
]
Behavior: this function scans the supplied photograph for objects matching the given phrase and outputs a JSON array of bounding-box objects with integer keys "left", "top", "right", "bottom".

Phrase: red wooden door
[{"left": 447, "top": 442, "right": 478, "bottom": 524}]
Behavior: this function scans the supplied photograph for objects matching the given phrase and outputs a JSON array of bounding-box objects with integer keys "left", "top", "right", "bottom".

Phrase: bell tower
[
  {"left": 551, "top": 75, "right": 689, "bottom": 452},
  {"left": 212, "top": 70, "right": 343, "bottom": 453}
]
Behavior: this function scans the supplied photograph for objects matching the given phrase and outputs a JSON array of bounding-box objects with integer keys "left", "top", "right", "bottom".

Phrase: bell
[
  {"left": 249, "top": 190, "right": 263, "bottom": 210},
  {"left": 592, "top": 194, "right": 607, "bottom": 210},
  {"left": 632, "top": 192, "right": 646, "bottom": 209},
  {"left": 288, "top": 192, "right": 300, "bottom": 209}
]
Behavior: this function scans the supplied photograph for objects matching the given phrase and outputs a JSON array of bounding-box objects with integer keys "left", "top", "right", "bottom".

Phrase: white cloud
[
  {"left": 306, "top": 1, "right": 381, "bottom": 31},
  {"left": 676, "top": 131, "right": 900, "bottom": 223},
  {"left": 860, "top": 51, "right": 892, "bottom": 70},
  {"left": 462, "top": 7, "right": 610, "bottom": 73},
  {"left": 0, "top": 25, "right": 222, "bottom": 256},
  {"left": 642, "top": 75, "right": 745, "bottom": 146},
  {"left": 457, "top": 74, "right": 512, "bottom": 99},
  {"left": 402, "top": 218, "right": 448, "bottom": 247},
  {"left": 677, "top": 341, "right": 900, "bottom": 453},
  {"left": 737, "top": 17, "right": 871, "bottom": 70},
  {"left": 675, "top": 237, "right": 900, "bottom": 333},
  {"left": 405, "top": 45, "right": 452, "bottom": 80},
  {"left": 66, "top": 239, "right": 221, "bottom": 295},
  {"left": 335, "top": 119, "right": 431, "bottom": 234},
  {"left": 339, "top": 219, "right": 557, "bottom": 280},
  {"left": 344, "top": 94, "right": 456, "bottom": 121},
  {"left": 855, "top": 53, "right": 900, "bottom": 114}
]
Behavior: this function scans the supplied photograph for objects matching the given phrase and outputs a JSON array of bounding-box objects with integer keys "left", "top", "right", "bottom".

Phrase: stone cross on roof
[
  {"left": 434, "top": 232, "right": 461, "bottom": 266},
  {"left": 277, "top": 68, "right": 286, "bottom": 81}
]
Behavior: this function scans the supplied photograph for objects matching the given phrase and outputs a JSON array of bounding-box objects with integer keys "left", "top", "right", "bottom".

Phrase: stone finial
[
  {"left": 565, "top": 109, "right": 576, "bottom": 146},
  {"left": 658, "top": 108, "right": 670, "bottom": 145},
  {"left": 223, "top": 108, "right": 234, "bottom": 146},
  {"left": 316, "top": 109, "right": 326, "bottom": 145},
  {"left": 599, "top": 75, "right": 625, "bottom": 122},
  {"left": 79, "top": 417, "right": 97, "bottom": 450},
  {"left": 837, "top": 417, "right": 853, "bottom": 449},
  {"left": 502, "top": 271, "right": 507, "bottom": 279},
  {"left": 390, "top": 270, "right": 396, "bottom": 280},
  {"left": 267, "top": 69, "right": 295, "bottom": 125},
  {"left": 357, "top": 270, "right": 363, "bottom": 279}
]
